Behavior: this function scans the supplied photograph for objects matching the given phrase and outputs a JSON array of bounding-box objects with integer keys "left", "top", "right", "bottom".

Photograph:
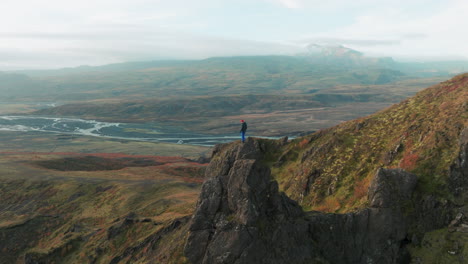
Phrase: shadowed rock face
[
  {"left": 368, "top": 168, "right": 417, "bottom": 208},
  {"left": 308, "top": 168, "right": 417, "bottom": 264},
  {"left": 185, "top": 138, "right": 319, "bottom": 264},
  {"left": 184, "top": 138, "right": 419, "bottom": 264},
  {"left": 449, "top": 128, "right": 468, "bottom": 202}
]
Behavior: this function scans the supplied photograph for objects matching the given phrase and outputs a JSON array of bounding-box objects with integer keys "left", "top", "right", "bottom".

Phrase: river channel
[{"left": 0, "top": 116, "right": 243, "bottom": 146}]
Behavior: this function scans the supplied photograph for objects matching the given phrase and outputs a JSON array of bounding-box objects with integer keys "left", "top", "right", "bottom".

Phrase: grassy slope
[
  {"left": 0, "top": 132, "right": 209, "bottom": 158},
  {"left": 269, "top": 73, "right": 467, "bottom": 212},
  {"left": 0, "top": 132, "right": 210, "bottom": 263},
  {"left": 0, "top": 176, "right": 198, "bottom": 263}
]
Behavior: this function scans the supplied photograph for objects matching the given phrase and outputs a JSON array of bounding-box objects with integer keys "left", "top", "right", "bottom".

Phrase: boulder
[{"left": 368, "top": 168, "right": 417, "bottom": 208}]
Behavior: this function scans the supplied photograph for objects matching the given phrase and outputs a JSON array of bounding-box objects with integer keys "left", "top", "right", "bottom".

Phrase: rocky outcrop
[
  {"left": 368, "top": 168, "right": 417, "bottom": 208},
  {"left": 185, "top": 138, "right": 419, "bottom": 264},
  {"left": 185, "top": 138, "right": 321, "bottom": 264},
  {"left": 308, "top": 168, "right": 417, "bottom": 264},
  {"left": 307, "top": 208, "right": 410, "bottom": 264}
]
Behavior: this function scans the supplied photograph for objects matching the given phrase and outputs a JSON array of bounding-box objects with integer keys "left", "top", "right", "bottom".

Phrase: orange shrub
[
  {"left": 298, "top": 138, "right": 309, "bottom": 148},
  {"left": 314, "top": 197, "right": 340, "bottom": 213},
  {"left": 399, "top": 153, "right": 419, "bottom": 170},
  {"left": 354, "top": 176, "right": 371, "bottom": 200}
]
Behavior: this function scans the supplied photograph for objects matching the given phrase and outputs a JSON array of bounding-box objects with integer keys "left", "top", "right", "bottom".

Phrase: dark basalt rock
[
  {"left": 307, "top": 207, "right": 410, "bottom": 264},
  {"left": 449, "top": 127, "right": 468, "bottom": 202},
  {"left": 185, "top": 138, "right": 420, "bottom": 264},
  {"left": 308, "top": 167, "right": 417, "bottom": 264},
  {"left": 368, "top": 168, "right": 417, "bottom": 208},
  {"left": 185, "top": 158, "right": 319, "bottom": 264},
  {"left": 185, "top": 138, "right": 320, "bottom": 264}
]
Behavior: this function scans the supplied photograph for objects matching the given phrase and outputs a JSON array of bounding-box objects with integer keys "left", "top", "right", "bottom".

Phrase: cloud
[
  {"left": 0, "top": 0, "right": 467, "bottom": 69},
  {"left": 299, "top": 0, "right": 468, "bottom": 59},
  {"left": 401, "top": 33, "right": 427, "bottom": 40},
  {"left": 298, "top": 38, "right": 401, "bottom": 47},
  {"left": 277, "top": 0, "right": 302, "bottom": 9},
  {"left": 0, "top": 27, "right": 303, "bottom": 69},
  {"left": 0, "top": 32, "right": 124, "bottom": 40}
]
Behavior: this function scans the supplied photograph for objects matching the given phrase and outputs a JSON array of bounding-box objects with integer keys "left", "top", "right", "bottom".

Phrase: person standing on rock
[{"left": 240, "top": 120, "right": 247, "bottom": 143}]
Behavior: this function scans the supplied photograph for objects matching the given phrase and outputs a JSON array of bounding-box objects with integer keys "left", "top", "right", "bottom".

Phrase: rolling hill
[{"left": 3, "top": 48, "right": 465, "bottom": 104}]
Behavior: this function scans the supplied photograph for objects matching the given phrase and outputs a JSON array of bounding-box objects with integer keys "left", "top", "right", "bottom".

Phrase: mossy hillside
[
  {"left": 271, "top": 73, "right": 468, "bottom": 212},
  {"left": 0, "top": 173, "right": 200, "bottom": 263}
]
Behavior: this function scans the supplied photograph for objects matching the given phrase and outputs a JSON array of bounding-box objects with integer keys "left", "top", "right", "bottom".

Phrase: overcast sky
[{"left": 1, "top": 0, "right": 467, "bottom": 70}]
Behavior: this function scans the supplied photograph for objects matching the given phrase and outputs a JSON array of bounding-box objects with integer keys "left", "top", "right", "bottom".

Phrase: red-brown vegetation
[
  {"left": 354, "top": 176, "right": 372, "bottom": 200},
  {"left": 399, "top": 153, "right": 419, "bottom": 170}
]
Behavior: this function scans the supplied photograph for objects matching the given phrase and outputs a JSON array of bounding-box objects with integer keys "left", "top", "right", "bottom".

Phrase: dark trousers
[{"left": 240, "top": 131, "right": 246, "bottom": 142}]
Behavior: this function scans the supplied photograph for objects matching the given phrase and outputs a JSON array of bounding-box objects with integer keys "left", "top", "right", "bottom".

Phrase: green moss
[{"left": 408, "top": 228, "right": 468, "bottom": 264}]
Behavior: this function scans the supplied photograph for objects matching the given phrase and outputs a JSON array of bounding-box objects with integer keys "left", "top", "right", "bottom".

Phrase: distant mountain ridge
[
  {"left": 306, "top": 43, "right": 364, "bottom": 57},
  {"left": 4, "top": 54, "right": 416, "bottom": 103},
  {"left": 9, "top": 44, "right": 468, "bottom": 78},
  {"left": 1, "top": 45, "right": 465, "bottom": 105},
  {"left": 300, "top": 43, "right": 397, "bottom": 69}
]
